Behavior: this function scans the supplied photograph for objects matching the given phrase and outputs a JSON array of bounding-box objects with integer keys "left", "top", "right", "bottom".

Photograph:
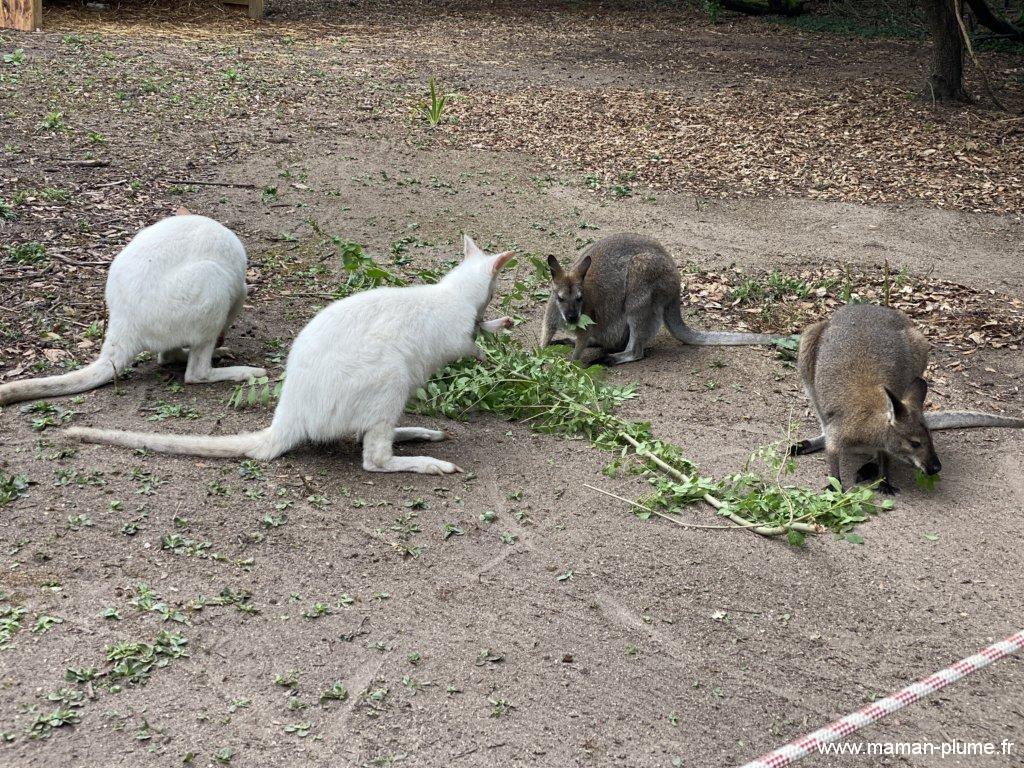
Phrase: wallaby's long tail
[
  {"left": 924, "top": 410, "right": 1024, "bottom": 430},
  {"left": 790, "top": 410, "right": 1024, "bottom": 456},
  {"left": 663, "top": 297, "right": 784, "bottom": 346},
  {"left": 64, "top": 426, "right": 276, "bottom": 459},
  {"left": 0, "top": 357, "right": 120, "bottom": 406}
]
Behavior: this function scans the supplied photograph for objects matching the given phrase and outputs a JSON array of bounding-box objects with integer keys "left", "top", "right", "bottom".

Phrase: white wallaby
[
  {"left": 66, "top": 236, "right": 515, "bottom": 475},
  {"left": 0, "top": 215, "right": 265, "bottom": 406}
]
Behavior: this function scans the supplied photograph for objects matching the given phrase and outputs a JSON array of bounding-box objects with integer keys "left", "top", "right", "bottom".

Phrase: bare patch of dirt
[{"left": 2, "top": 3, "right": 1023, "bottom": 767}]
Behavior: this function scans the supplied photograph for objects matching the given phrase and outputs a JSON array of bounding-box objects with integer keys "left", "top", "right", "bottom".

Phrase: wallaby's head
[
  {"left": 447, "top": 235, "right": 514, "bottom": 311},
  {"left": 546, "top": 254, "right": 592, "bottom": 326},
  {"left": 880, "top": 378, "right": 941, "bottom": 476}
]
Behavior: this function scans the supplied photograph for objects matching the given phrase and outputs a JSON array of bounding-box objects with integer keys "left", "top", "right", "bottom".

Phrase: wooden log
[
  {"left": 0, "top": 0, "right": 42, "bottom": 31},
  {"left": 222, "top": 0, "right": 262, "bottom": 19}
]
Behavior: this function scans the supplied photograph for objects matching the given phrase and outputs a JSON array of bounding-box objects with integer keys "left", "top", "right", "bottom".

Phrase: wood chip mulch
[{"left": 448, "top": 82, "right": 1024, "bottom": 214}]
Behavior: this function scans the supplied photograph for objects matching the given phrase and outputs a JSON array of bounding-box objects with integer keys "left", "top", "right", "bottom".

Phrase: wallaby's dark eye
[
  {"left": 909, "top": 439, "right": 922, "bottom": 449},
  {"left": 557, "top": 293, "right": 565, "bottom": 301}
]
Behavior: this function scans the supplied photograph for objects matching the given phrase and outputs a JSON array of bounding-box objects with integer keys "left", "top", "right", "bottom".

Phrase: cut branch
[{"left": 965, "top": 0, "right": 1024, "bottom": 39}]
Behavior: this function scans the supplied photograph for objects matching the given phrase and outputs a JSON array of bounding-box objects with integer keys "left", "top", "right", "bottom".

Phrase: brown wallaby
[
  {"left": 541, "top": 234, "right": 784, "bottom": 365},
  {"left": 792, "top": 304, "right": 1024, "bottom": 492}
]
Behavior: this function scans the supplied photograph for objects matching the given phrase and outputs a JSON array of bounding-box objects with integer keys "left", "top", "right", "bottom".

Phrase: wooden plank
[
  {"left": 0, "top": 0, "right": 41, "bottom": 31},
  {"left": 248, "top": 0, "right": 263, "bottom": 20}
]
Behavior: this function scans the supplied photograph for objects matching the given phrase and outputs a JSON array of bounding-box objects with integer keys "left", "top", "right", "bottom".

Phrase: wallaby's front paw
[
  {"left": 213, "top": 346, "right": 237, "bottom": 360},
  {"left": 876, "top": 481, "right": 899, "bottom": 496},
  {"left": 479, "top": 316, "right": 513, "bottom": 333},
  {"left": 787, "top": 441, "right": 808, "bottom": 457},
  {"left": 545, "top": 337, "right": 574, "bottom": 347},
  {"left": 472, "top": 346, "right": 487, "bottom": 363}
]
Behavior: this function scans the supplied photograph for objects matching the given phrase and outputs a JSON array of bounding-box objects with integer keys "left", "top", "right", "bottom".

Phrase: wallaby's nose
[{"left": 927, "top": 457, "right": 942, "bottom": 476}]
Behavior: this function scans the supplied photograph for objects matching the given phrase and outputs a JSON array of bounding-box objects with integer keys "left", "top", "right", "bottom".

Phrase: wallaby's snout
[{"left": 901, "top": 427, "right": 942, "bottom": 476}]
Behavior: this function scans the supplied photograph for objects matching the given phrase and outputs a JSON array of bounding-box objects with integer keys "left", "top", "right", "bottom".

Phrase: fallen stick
[
  {"left": 162, "top": 178, "right": 258, "bottom": 189},
  {"left": 584, "top": 483, "right": 741, "bottom": 530},
  {"left": 60, "top": 159, "right": 110, "bottom": 167},
  {"left": 738, "top": 628, "right": 1024, "bottom": 768}
]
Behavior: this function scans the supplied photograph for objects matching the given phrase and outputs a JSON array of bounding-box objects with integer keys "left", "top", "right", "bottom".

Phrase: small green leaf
[{"left": 566, "top": 313, "right": 596, "bottom": 332}]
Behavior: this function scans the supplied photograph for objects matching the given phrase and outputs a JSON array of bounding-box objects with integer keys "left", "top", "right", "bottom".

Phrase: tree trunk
[{"left": 922, "top": 0, "right": 970, "bottom": 102}]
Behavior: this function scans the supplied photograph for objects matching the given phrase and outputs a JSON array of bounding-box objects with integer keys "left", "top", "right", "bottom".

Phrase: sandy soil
[{"left": 1, "top": 3, "right": 1023, "bottom": 767}]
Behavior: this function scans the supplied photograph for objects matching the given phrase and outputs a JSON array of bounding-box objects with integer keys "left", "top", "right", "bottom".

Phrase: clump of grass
[
  {"left": 332, "top": 238, "right": 406, "bottom": 297},
  {"left": 105, "top": 630, "right": 189, "bottom": 687},
  {"left": 0, "top": 603, "right": 28, "bottom": 648},
  {"left": 703, "top": 0, "right": 723, "bottom": 24},
  {"left": 37, "top": 111, "right": 67, "bottom": 132},
  {"left": 0, "top": 471, "right": 30, "bottom": 506},
  {"left": 228, "top": 375, "right": 283, "bottom": 410},
  {"left": 776, "top": 9, "right": 926, "bottom": 40},
  {"left": 729, "top": 271, "right": 814, "bottom": 304},
  {"left": 419, "top": 77, "right": 449, "bottom": 127},
  {"left": 146, "top": 401, "right": 199, "bottom": 421},
  {"left": 4, "top": 242, "right": 48, "bottom": 266}
]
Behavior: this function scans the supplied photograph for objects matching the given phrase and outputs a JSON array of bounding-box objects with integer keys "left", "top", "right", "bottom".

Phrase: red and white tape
[{"left": 739, "top": 629, "right": 1024, "bottom": 768}]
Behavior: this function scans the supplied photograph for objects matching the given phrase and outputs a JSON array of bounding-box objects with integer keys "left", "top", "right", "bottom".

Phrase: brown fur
[
  {"left": 796, "top": 304, "right": 940, "bottom": 492},
  {"left": 541, "top": 234, "right": 783, "bottom": 365}
]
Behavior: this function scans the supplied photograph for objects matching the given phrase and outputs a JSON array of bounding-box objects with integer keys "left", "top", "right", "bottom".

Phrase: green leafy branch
[{"left": 412, "top": 336, "right": 890, "bottom": 543}]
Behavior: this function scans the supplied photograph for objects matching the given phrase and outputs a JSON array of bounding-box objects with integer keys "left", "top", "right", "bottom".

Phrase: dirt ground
[{"left": 1, "top": 2, "right": 1024, "bottom": 767}]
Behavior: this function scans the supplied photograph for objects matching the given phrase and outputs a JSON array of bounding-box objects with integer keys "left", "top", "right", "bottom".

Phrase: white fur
[
  {"left": 0, "top": 215, "right": 265, "bottom": 405},
  {"left": 66, "top": 236, "right": 513, "bottom": 475}
]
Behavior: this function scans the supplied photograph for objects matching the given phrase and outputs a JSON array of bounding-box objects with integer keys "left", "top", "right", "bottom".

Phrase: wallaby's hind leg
[
  {"left": 606, "top": 318, "right": 646, "bottom": 365},
  {"left": 393, "top": 427, "right": 445, "bottom": 442},
  {"left": 185, "top": 341, "right": 266, "bottom": 384},
  {"left": 362, "top": 422, "right": 461, "bottom": 475},
  {"left": 606, "top": 307, "right": 661, "bottom": 366},
  {"left": 212, "top": 293, "right": 247, "bottom": 360}
]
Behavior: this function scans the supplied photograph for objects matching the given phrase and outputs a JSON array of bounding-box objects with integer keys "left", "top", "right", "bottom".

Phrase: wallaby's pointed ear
[
  {"left": 904, "top": 377, "right": 928, "bottom": 410},
  {"left": 547, "top": 254, "right": 564, "bottom": 281},
  {"left": 883, "top": 387, "right": 906, "bottom": 425},
  {"left": 576, "top": 254, "right": 592, "bottom": 279},
  {"left": 491, "top": 251, "right": 514, "bottom": 275},
  {"left": 463, "top": 234, "right": 484, "bottom": 260}
]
